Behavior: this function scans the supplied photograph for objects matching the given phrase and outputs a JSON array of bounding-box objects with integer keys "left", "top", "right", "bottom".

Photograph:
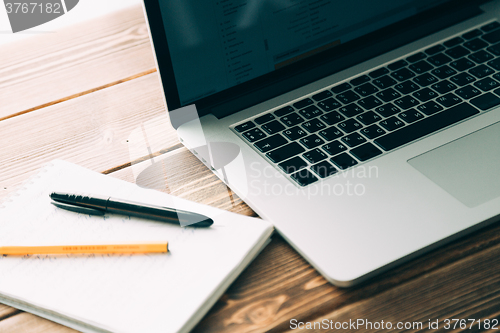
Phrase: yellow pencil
[{"left": 0, "top": 243, "right": 168, "bottom": 255}]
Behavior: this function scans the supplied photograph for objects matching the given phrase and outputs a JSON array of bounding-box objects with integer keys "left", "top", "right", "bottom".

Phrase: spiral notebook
[{"left": 0, "top": 160, "right": 273, "bottom": 333}]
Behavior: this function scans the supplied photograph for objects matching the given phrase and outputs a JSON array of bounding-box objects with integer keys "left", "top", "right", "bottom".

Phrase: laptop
[{"left": 142, "top": 0, "right": 500, "bottom": 286}]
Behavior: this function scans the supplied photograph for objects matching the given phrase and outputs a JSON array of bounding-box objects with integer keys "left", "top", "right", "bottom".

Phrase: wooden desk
[{"left": 1, "top": 6, "right": 500, "bottom": 332}]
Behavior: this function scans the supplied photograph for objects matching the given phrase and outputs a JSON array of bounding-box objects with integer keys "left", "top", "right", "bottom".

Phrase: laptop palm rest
[{"left": 408, "top": 121, "right": 500, "bottom": 208}]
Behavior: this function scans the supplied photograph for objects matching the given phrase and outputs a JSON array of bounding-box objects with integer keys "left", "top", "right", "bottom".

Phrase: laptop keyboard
[{"left": 232, "top": 21, "right": 500, "bottom": 187}]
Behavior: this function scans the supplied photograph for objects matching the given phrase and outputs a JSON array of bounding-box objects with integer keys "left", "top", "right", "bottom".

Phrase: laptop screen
[{"left": 158, "top": 0, "right": 450, "bottom": 107}]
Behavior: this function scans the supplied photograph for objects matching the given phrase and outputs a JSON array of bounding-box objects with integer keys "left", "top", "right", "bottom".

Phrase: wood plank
[
  {"left": 0, "top": 305, "right": 19, "bottom": 321},
  {"left": 109, "top": 148, "right": 256, "bottom": 216},
  {"left": 0, "top": 73, "right": 178, "bottom": 202},
  {"left": 0, "top": 313, "right": 77, "bottom": 333},
  {"left": 0, "top": 5, "right": 156, "bottom": 120},
  {"left": 289, "top": 242, "right": 500, "bottom": 333}
]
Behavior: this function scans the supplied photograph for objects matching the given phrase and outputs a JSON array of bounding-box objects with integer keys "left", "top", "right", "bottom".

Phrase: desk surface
[{"left": 1, "top": 5, "right": 500, "bottom": 332}]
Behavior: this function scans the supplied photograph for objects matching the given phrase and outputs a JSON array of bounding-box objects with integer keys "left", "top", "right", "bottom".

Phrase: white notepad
[{"left": 0, "top": 160, "right": 273, "bottom": 333}]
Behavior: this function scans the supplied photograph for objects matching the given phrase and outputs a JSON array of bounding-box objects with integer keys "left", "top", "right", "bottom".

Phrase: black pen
[{"left": 49, "top": 192, "right": 213, "bottom": 227}]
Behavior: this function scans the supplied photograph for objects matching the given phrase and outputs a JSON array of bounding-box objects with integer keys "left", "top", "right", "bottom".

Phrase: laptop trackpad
[{"left": 408, "top": 121, "right": 500, "bottom": 208}]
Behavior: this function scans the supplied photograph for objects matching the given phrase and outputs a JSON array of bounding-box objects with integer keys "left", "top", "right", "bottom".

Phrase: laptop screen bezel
[{"left": 144, "top": 0, "right": 482, "bottom": 127}]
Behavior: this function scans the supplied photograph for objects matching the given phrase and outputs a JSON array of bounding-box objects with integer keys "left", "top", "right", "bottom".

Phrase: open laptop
[{"left": 143, "top": 0, "right": 500, "bottom": 286}]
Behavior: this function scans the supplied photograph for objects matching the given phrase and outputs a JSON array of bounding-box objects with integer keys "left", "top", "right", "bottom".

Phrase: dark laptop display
[{"left": 159, "top": 0, "right": 447, "bottom": 106}]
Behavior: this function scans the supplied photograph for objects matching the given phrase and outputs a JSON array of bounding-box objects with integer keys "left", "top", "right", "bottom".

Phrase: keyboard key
[
  {"left": 417, "top": 100, "right": 443, "bottom": 115},
  {"left": 242, "top": 128, "right": 266, "bottom": 142},
  {"left": 290, "top": 169, "right": 318, "bottom": 186},
  {"left": 482, "top": 29, "right": 500, "bottom": 44},
  {"left": 469, "top": 50, "right": 494, "bottom": 63},
  {"left": 450, "top": 72, "right": 476, "bottom": 86},
  {"left": 356, "top": 111, "right": 381, "bottom": 125},
  {"left": 336, "top": 90, "right": 360, "bottom": 104},
  {"left": 474, "top": 77, "right": 500, "bottom": 91},
  {"left": 300, "top": 134, "right": 325, "bottom": 149},
  {"left": 274, "top": 106, "right": 294, "bottom": 117},
  {"left": 318, "top": 126, "right": 343, "bottom": 141},
  {"left": 302, "top": 118, "right": 326, "bottom": 133},
  {"left": 342, "top": 133, "right": 367, "bottom": 147},
  {"left": 262, "top": 120, "right": 286, "bottom": 134},
  {"left": 283, "top": 126, "right": 307, "bottom": 140},
  {"left": 254, "top": 134, "right": 287, "bottom": 152},
  {"left": 409, "top": 60, "right": 434, "bottom": 74},
  {"left": 443, "top": 37, "right": 464, "bottom": 47},
  {"left": 487, "top": 43, "right": 500, "bottom": 56},
  {"left": 330, "top": 153, "right": 358, "bottom": 170},
  {"left": 426, "top": 53, "right": 452, "bottom": 66},
  {"left": 376, "top": 88, "right": 401, "bottom": 102},
  {"left": 374, "top": 103, "right": 479, "bottom": 151},
  {"left": 372, "top": 75, "right": 397, "bottom": 89},
  {"left": 350, "top": 75, "right": 370, "bottom": 86},
  {"left": 303, "top": 149, "right": 328, "bottom": 164},
  {"left": 280, "top": 113, "right": 304, "bottom": 126},
  {"left": 322, "top": 141, "right": 348, "bottom": 155},
  {"left": 379, "top": 116, "right": 405, "bottom": 131},
  {"left": 391, "top": 68, "right": 416, "bottom": 81},
  {"left": 235, "top": 121, "right": 255, "bottom": 132},
  {"left": 317, "top": 97, "right": 342, "bottom": 111},
  {"left": 320, "top": 111, "right": 345, "bottom": 125},
  {"left": 470, "top": 92, "right": 500, "bottom": 110},
  {"left": 331, "top": 82, "right": 351, "bottom": 94},
  {"left": 387, "top": 59, "right": 407, "bottom": 70},
  {"left": 293, "top": 98, "right": 314, "bottom": 109},
  {"left": 255, "top": 113, "right": 275, "bottom": 125},
  {"left": 354, "top": 83, "right": 378, "bottom": 96},
  {"left": 431, "top": 65, "right": 456, "bottom": 79},
  {"left": 454, "top": 85, "right": 481, "bottom": 99},
  {"left": 360, "top": 124, "right": 386, "bottom": 139},
  {"left": 339, "top": 103, "right": 364, "bottom": 117},
  {"left": 469, "top": 64, "right": 495, "bottom": 78},
  {"left": 278, "top": 156, "right": 308, "bottom": 174},
  {"left": 369, "top": 67, "right": 389, "bottom": 78},
  {"left": 375, "top": 103, "right": 400, "bottom": 117},
  {"left": 413, "top": 73, "right": 439, "bottom": 87},
  {"left": 464, "top": 38, "right": 489, "bottom": 51},
  {"left": 436, "top": 93, "right": 462, "bottom": 107},
  {"left": 338, "top": 118, "right": 363, "bottom": 133},
  {"left": 350, "top": 142, "right": 383, "bottom": 161},
  {"left": 446, "top": 46, "right": 470, "bottom": 59},
  {"left": 311, "top": 161, "right": 338, "bottom": 178},
  {"left": 431, "top": 80, "right": 457, "bottom": 94},
  {"left": 413, "top": 87, "right": 438, "bottom": 102},
  {"left": 463, "top": 29, "right": 482, "bottom": 40},
  {"left": 357, "top": 95, "right": 383, "bottom": 110},
  {"left": 406, "top": 52, "right": 426, "bottom": 63},
  {"left": 266, "top": 142, "right": 305, "bottom": 163},
  {"left": 425, "top": 44, "right": 445, "bottom": 55},
  {"left": 394, "top": 80, "right": 420, "bottom": 94},
  {"left": 312, "top": 90, "right": 333, "bottom": 101},
  {"left": 398, "top": 109, "right": 424, "bottom": 123},
  {"left": 481, "top": 21, "right": 500, "bottom": 32},
  {"left": 449, "top": 57, "right": 476, "bottom": 71},
  {"left": 394, "top": 95, "right": 420, "bottom": 109},
  {"left": 487, "top": 58, "right": 500, "bottom": 70},
  {"left": 299, "top": 105, "right": 323, "bottom": 119}
]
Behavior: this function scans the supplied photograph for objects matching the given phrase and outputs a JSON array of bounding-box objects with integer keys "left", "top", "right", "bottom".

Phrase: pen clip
[{"left": 51, "top": 200, "right": 105, "bottom": 216}]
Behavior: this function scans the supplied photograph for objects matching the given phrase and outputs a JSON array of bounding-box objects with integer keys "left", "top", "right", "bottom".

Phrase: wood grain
[
  {"left": 289, "top": 242, "right": 500, "bottom": 333},
  {"left": 0, "top": 313, "right": 77, "bottom": 333},
  {"left": 0, "top": 4, "right": 156, "bottom": 120},
  {"left": 0, "top": 73, "right": 178, "bottom": 202}
]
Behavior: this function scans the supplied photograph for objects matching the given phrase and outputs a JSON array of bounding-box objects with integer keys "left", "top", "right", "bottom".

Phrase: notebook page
[{"left": 0, "top": 160, "right": 272, "bottom": 333}]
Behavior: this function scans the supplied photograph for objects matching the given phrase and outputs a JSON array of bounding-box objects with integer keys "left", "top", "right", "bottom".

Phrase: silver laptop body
[{"left": 144, "top": 0, "right": 500, "bottom": 286}]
